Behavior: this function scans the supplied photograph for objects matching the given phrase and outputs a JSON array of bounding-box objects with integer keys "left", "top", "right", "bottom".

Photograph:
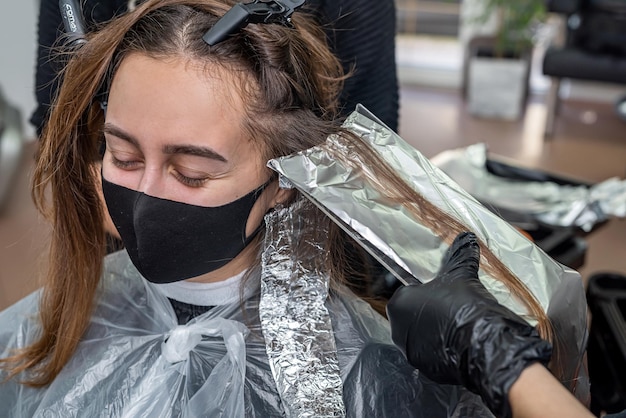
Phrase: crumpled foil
[
  {"left": 259, "top": 197, "right": 346, "bottom": 418},
  {"left": 430, "top": 142, "right": 626, "bottom": 232},
  {"left": 268, "top": 105, "right": 590, "bottom": 401}
]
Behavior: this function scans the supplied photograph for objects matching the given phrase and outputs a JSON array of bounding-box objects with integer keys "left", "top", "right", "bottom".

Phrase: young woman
[{"left": 0, "top": 0, "right": 583, "bottom": 416}]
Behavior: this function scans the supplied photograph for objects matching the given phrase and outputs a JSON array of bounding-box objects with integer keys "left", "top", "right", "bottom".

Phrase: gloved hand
[{"left": 387, "top": 232, "right": 552, "bottom": 418}]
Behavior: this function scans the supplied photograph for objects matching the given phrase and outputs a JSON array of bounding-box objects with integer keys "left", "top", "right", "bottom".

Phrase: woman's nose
[{"left": 137, "top": 167, "right": 166, "bottom": 198}]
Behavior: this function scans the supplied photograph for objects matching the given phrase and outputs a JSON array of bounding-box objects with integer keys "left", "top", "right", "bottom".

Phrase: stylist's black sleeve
[
  {"left": 306, "top": 0, "right": 399, "bottom": 132},
  {"left": 30, "top": 0, "right": 127, "bottom": 137}
]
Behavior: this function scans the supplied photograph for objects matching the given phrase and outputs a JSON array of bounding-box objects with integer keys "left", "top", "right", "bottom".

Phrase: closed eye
[
  {"left": 172, "top": 171, "right": 210, "bottom": 188},
  {"left": 110, "top": 155, "right": 141, "bottom": 169}
]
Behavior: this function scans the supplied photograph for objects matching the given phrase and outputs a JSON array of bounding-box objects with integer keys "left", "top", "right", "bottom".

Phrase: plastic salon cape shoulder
[{"left": 0, "top": 250, "right": 480, "bottom": 417}]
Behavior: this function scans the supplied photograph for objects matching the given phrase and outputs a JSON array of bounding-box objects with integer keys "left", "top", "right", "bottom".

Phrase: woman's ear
[{"left": 270, "top": 184, "right": 295, "bottom": 208}]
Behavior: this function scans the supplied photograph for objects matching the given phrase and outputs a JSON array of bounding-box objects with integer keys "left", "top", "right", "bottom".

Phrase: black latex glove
[{"left": 387, "top": 232, "right": 553, "bottom": 418}]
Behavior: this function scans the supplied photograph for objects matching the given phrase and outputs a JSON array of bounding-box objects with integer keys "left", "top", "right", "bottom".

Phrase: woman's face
[{"left": 102, "top": 53, "right": 289, "bottom": 282}]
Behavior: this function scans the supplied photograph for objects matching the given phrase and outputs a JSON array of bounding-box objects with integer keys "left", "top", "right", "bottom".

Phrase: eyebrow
[
  {"left": 162, "top": 144, "right": 228, "bottom": 163},
  {"left": 103, "top": 123, "right": 228, "bottom": 163}
]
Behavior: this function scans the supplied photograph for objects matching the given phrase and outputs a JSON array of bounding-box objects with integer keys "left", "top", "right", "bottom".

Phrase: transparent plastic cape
[
  {"left": 430, "top": 142, "right": 626, "bottom": 232},
  {"left": 268, "top": 105, "right": 590, "bottom": 402},
  {"left": 0, "top": 213, "right": 483, "bottom": 417}
]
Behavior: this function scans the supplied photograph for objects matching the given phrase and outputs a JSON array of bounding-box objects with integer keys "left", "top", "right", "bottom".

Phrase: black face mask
[{"left": 101, "top": 177, "right": 270, "bottom": 283}]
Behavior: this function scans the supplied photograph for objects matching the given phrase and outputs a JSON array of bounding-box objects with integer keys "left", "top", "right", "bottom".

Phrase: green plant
[{"left": 474, "top": 0, "right": 547, "bottom": 58}]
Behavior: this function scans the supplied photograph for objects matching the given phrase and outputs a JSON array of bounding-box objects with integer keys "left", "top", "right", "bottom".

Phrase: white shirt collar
[{"left": 152, "top": 270, "right": 246, "bottom": 306}]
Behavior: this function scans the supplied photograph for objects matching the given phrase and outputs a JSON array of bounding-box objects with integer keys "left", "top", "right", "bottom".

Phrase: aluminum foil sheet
[
  {"left": 430, "top": 142, "right": 626, "bottom": 232},
  {"left": 259, "top": 197, "right": 345, "bottom": 418},
  {"left": 268, "top": 105, "right": 590, "bottom": 399}
]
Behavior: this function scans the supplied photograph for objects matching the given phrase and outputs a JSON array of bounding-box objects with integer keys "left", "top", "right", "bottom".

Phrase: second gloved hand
[{"left": 386, "top": 232, "right": 552, "bottom": 418}]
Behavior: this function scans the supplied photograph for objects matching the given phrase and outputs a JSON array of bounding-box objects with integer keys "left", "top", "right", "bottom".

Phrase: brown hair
[
  {"left": 319, "top": 133, "right": 562, "bottom": 374},
  {"left": 1, "top": 0, "right": 558, "bottom": 387}
]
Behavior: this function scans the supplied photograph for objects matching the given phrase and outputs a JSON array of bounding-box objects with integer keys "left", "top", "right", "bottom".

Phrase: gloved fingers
[
  {"left": 386, "top": 284, "right": 412, "bottom": 325},
  {"left": 386, "top": 284, "right": 423, "bottom": 354},
  {"left": 386, "top": 285, "right": 434, "bottom": 367},
  {"left": 436, "top": 232, "right": 480, "bottom": 283}
]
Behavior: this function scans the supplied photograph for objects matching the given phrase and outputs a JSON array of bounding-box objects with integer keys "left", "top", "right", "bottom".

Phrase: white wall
[{"left": 0, "top": 1, "right": 38, "bottom": 139}]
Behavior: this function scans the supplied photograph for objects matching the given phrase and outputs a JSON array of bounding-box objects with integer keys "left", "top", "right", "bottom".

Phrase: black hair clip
[{"left": 203, "top": 0, "right": 306, "bottom": 46}]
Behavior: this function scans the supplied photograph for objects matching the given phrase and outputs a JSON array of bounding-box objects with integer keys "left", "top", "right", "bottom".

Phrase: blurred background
[{"left": 1, "top": 0, "right": 626, "bottom": 411}]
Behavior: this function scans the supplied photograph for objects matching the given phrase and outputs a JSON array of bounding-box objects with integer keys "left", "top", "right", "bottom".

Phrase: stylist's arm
[{"left": 386, "top": 232, "right": 593, "bottom": 418}]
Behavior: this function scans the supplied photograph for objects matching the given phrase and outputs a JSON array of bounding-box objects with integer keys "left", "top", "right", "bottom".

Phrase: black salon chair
[
  {"left": 542, "top": 0, "right": 626, "bottom": 137},
  {"left": 586, "top": 272, "right": 626, "bottom": 416}
]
